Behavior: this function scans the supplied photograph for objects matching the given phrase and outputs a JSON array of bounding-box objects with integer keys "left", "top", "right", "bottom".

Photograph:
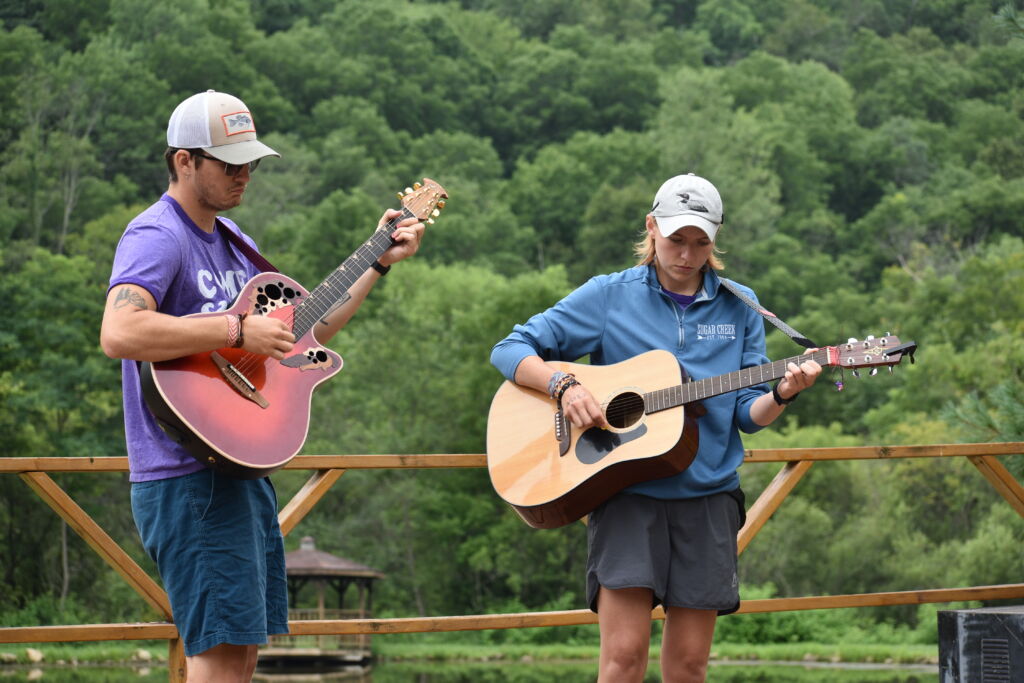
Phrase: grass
[
  {"left": 0, "top": 641, "right": 167, "bottom": 666},
  {"left": 371, "top": 640, "right": 937, "bottom": 665},
  {"left": 0, "top": 639, "right": 938, "bottom": 667}
]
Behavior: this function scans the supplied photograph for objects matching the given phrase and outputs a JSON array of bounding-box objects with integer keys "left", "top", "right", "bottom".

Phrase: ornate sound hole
[
  {"left": 606, "top": 392, "right": 645, "bottom": 429},
  {"left": 253, "top": 280, "right": 303, "bottom": 315}
]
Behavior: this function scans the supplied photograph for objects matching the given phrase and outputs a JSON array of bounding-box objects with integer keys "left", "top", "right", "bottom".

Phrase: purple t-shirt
[
  {"left": 108, "top": 194, "right": 263, "bottom": 482},
  {"left": 663, "top": 288, "right": 698, "bottom": 310}
]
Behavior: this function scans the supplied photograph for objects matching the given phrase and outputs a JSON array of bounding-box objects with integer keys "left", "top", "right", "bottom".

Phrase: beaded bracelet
[
  {"left": 547, "top": 371, "right": 569, "bottom": 398},
  {"left": 555, "top": 377, "right": 580, "bottom": 404},
  {"left": 550, "top": 372, "right": 576, "bottom": 399}
]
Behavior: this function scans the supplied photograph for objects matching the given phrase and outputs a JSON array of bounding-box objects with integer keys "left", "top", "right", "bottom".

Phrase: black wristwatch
[
  {"left": 771, "top": 382, "right": 797, "bottom": 406},
  {"left": 371, "top": 260, "right": 391, "bottom": 276}
]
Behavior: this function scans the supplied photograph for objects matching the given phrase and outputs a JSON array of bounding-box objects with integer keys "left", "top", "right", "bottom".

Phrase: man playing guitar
[{"left": 100, "top": 90, "right": 426, "bottom": 682}]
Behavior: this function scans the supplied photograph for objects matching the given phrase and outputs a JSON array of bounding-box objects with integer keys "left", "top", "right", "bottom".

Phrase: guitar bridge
[
  {"left": 210, "top": 351, "right": 269, "bottom": 409},
  {"left": 554, "top": 409, "right": 570, "bottom": 457}
]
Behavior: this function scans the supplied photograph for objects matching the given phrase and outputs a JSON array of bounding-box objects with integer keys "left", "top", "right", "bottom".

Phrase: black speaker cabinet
[{"left": 938, "top": 604, "right": 1024, "bottom": 682}]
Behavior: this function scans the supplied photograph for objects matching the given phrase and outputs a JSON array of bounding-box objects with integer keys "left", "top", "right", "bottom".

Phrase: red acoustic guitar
[
  {"left": 141, "top": 179, "right": 448, "bottom": 478},
  {"left": 486, "top": 335, "right": 917, "bottom": 529}
]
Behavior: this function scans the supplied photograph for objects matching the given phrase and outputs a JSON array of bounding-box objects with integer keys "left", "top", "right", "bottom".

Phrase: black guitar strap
[
  {"left": 717, "top": 277, "right": 818, "bottom": 349},
  {"left": 216, "top": 219, "right": 279, "bottom": 273}
]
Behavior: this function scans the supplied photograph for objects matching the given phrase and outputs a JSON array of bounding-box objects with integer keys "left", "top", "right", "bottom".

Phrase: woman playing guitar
[{"left": 490, "top": 173, "right": 822, "bottom": 683}]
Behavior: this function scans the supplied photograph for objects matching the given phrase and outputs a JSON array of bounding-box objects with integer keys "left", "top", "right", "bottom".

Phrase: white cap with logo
[
  {"left": 650, "top": 173, "right": 724, "bottom": 241},
  {"left": 166, "top": 90, "right": 279, "bottom": 165}
]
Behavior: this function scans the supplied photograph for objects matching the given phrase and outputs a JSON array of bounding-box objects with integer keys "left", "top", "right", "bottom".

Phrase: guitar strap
[
  {"left": 717, "top": 277, "right": 818, "bottom": 349},
  {"left": 216, "top": 219, "right": 279, "bottom": 273}
]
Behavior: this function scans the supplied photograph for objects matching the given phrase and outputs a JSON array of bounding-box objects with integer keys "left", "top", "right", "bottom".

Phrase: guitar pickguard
[
  {"left": 280, "top": 347, "right": 338, "bottom": 372},
  {"left": 575, "top": 424, "right": 648, "bottom": 465}
]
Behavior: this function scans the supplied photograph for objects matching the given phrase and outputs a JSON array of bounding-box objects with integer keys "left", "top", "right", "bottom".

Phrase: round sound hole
[{"left": 606, "top": 392, "right": 645, "bottom": 429}]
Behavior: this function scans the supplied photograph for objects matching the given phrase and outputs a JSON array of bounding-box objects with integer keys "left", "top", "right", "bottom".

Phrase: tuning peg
[
  {"left": 866, "top": 335, "right": 875, "bottom": 341},
  {"left": 852, "top": 370, "right": 860, "bottom": 378},
  {"left": 426, "top": 218, "right": 435, "bottom": 225},
  {"left": 847, "top": 337, "right": 857, "bottom": 345},
  {"left": 413, "top": 182, "right": 422, "bottom": 190},
  {"left": 870, "top": 368, "right": 878, "bottom": 376},
  {"left": 431, "top": 209, "right": 440, "bottom": 217},
  {"left": 888, "top": 367, "right": 894, "bottom": 374},
  {"left": 405, "top": 187, "right": 414, "bottom": 194},
  {"left": 396, "top": 191, "right": 405, "bottom": 199}
]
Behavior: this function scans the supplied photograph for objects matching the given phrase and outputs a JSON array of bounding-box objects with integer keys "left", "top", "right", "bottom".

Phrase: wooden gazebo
[{"left": 259, "top": 536, "right": 384, "bottom": 667}]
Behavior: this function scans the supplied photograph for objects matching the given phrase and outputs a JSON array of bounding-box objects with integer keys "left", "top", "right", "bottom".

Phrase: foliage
[{"left": 1, "top": 0, "right": 1022, "bottom": 653}]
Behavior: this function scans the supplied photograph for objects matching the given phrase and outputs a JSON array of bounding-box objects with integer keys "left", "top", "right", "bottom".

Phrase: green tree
[
  {"left": 285, "top": 263, "right": 578, "bottom": 616},
  {"left": 508, "top": 130, "right": 658, "bottom": 270},
  {"left": 693, "top": 0, "right": 765, "bottom": 63},
  {"left": 841, "top": 27, "right": 975, "bottom": 127},
  {"left": 0, "top": 244, "right": 126, "bottom": 615}
]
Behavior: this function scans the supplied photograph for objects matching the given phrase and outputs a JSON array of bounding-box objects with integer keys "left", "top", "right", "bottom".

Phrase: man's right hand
[{"left": 241, "top": 315, "right": 295, "bottom": 359}]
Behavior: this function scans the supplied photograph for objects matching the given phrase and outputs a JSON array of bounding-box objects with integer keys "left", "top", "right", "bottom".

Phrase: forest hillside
[{"left": 1, "top": 0, "right": 1022, "bottom": 639}]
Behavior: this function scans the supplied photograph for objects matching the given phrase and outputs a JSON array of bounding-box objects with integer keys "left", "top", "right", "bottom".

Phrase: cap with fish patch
[{"left": 166, "top": 89, "right": 279, "bottom": 165}]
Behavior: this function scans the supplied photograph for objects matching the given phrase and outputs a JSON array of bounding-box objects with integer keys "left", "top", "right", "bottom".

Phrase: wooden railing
[
  {"left": 2, "top": 442, "right": 1024, "bottom": 682},
  {"left": 267, "top": 609, "right": 371, "bottom": 654}
]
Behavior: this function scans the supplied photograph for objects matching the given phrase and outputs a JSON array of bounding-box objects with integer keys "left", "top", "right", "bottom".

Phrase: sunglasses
[{"left": 191, "top": 150, "right": 260, "bottom": 177}]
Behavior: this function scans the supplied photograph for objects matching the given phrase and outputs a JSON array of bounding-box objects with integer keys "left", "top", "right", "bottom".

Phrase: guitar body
[
  {"left": 486, "top": 350, "right": 700, "bottom": 529},
  {"left": 486, "top": 335, "right": 917, "bottom": 529},
  {"left": 141, "top": 272, "right": 343, "bottom": 478}
]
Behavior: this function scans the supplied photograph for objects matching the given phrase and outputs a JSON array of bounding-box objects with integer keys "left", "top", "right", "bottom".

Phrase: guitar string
[
  {"left": 220, "top": 206, "right": 426, "bottom": 381},
  {"left": 286, "top": 187, "right": 444, "bottom": 334},
  {"left": 230, "top": 305, "right": 299, "bottom": 378},
  {"left": 598, "top": 349, "right": 834, "bottom": 424},
  {"left": 224, "top": 231, "right": 391, "bottom": 382},
  {"left": 228, "top": 218, "right": 402, "bottom": 377},
  {"left": 292, "top": 229, "right": 396, "bottom": 337}
]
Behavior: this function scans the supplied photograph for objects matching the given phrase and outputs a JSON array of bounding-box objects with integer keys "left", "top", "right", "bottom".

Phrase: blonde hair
[{"left": 633, "top": 224, "right": 726, "bottom": 270}]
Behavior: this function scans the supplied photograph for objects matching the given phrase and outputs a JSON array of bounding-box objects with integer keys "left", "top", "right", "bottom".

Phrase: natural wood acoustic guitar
[
  {"left": 486, "top": 336, "right": 916, "bottom": 528},
  {"left": 141, "top": 179, "right": 448, "bottom": 478}
]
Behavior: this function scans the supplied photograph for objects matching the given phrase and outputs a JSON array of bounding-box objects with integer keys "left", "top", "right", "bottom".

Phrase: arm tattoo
[{"left": 112, "top": 287, "right": 149, "bottom": 311}]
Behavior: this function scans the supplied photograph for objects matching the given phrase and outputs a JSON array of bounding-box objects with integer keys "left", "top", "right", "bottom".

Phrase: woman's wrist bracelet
[
  {"left": 547, "top": 371, "right": 568, "bottom": 398},
  {"left": 555, "top": 378, "right": 580, "bottom": 404}
]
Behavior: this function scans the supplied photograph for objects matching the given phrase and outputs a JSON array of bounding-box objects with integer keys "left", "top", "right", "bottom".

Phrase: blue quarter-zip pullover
[{"left": 490, "top": 263, "right": 771, "bottom": 499}]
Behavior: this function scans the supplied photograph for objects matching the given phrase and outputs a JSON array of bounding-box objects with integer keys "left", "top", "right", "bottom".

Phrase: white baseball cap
[
  {"left": 166, "top": 90, "right": 279, "bottom": 165},
  {"left": 649, "top": 173, "right": 724, "bottom": 240}
]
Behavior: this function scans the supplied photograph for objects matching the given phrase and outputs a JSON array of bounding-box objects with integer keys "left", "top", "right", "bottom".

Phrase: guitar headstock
[
  {"left": 397, "top": 178, "right": 448, "bottom": 224},
  {"left": 827, "top": 334, "right": 917, "bottom": 371}
]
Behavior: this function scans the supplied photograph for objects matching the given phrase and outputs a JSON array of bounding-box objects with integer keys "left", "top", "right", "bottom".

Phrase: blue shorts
[{"left": 131, "top": 469, "right": 289, "bottom": 656}]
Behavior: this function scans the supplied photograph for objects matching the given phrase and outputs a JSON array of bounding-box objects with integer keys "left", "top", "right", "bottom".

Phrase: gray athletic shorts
[{"left": 586, "top": 490, "right": 745, "bottom": 615}]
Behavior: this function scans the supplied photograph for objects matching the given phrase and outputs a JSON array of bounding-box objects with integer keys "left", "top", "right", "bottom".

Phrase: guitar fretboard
[
  {"left": 289, "top": 210, "right": 413, "bottom": 338},
  {"left": 643, "top": 348, "right": 832, "bottom": 413}
]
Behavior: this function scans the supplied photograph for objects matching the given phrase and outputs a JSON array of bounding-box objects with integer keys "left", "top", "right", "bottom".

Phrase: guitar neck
[
  {"left": 644, "top": 347, "right": 834, "bottom": 413},
  {"left": 290, "top": 209, "right": 413, "bottom": 338}
]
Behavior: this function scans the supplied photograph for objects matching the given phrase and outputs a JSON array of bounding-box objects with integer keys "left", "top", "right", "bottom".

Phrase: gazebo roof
[{"left": 285, "top": 536, "right": 385, "bottom": 579}]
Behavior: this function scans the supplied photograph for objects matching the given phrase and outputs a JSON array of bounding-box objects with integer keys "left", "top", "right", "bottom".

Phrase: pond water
[{"left": 0, "top": 659, "right": 940, "bottom": 682}]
